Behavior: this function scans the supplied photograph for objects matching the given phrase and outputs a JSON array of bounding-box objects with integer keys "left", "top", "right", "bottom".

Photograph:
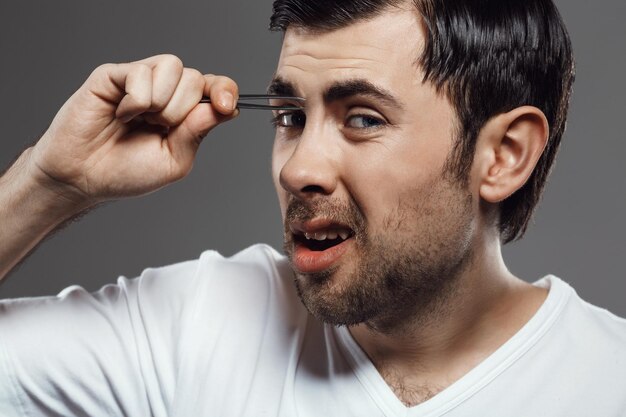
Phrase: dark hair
[{"left": 270, "top": 0, "right": 575, "bottom": 244}]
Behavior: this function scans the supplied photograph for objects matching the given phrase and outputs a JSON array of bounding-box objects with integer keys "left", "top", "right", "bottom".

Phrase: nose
[{"left": 278, "top": 126, "right": 339, "bottom": 200}]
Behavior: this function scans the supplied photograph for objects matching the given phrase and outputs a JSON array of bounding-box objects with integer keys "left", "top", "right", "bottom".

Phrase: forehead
[{"left": 275, "top": 7, "right": 425, "bottom": 94}]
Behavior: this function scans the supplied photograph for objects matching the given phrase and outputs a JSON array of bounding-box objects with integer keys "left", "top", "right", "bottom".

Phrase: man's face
[{"left": 271, "top": 7, "right": 478, "bottom": 329}]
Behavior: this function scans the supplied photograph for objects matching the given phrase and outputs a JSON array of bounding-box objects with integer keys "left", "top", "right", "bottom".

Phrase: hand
[{"left": 29, "top": 54, "right": 239, "bottom": 206}]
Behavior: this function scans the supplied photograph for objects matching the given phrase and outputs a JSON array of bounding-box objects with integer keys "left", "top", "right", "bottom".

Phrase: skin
[
  {"left": 0, "top": 5, "right": 551, "bottom": 410},
  {"left": 0, "top": 55, "right": 240, "bottom": 277},
  {"left": 272, "top": 7, "right": 550, "bottom": 406}
]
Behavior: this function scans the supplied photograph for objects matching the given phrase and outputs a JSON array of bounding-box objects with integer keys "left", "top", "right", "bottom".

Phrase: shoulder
[
  {"left": 524, "top": 276, "right": 626, "bottom": 412},
  {"left": 135, "top": 243, "right": 286, "bottom": 283},
  {"left": 133, "top": 243, "right": 289, "bottom": 295},
  {"left": 197, "top": 243, "right": 289, "bottom": 279},
  {"left": 193, "top": 244, "right": 299, "bottom": 315},
  {"left": 131, "top": 243, "right": 294, "bottom": 314},
  {"left": 552, "top": 276, "right": 626, "bottom": 342},
  {"left": 542, "top": 276, "right": 626, "bottom": 373},
  {"left": 572, "top": 287, "right": 626, "bottom": 351},
  {"left": 194, "top": 243, "right": 291, "bottom": 293}
]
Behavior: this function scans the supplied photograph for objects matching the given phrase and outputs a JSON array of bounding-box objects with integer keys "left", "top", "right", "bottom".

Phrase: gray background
[{"left": 0, "top": 1, "right": 624, "bottom": 316}]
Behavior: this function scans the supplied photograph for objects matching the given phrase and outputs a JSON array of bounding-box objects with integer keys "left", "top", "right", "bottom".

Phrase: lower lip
[{"left": 293, "top": 238, "right": 353, "bottom": 273}]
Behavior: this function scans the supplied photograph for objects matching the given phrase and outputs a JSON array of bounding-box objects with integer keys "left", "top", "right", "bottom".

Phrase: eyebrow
[
  {"left": 324, "top": 79, "right": 404, "bottom": 110},
  {"left": 267, "top": 77, "right": 404, "bottom": 111},
  {"left": 267, "top": 77, "right": 298, "bottom": 97}
]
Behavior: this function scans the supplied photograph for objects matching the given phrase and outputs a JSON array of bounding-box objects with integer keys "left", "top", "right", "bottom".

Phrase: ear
[{"left": 475, "top": 106, "right": 549, "bottom": 203}]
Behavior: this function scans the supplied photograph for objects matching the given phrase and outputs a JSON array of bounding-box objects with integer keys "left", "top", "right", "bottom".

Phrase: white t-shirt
[{"left": 1, "top": 244, "right": 625, "bottom": 416}]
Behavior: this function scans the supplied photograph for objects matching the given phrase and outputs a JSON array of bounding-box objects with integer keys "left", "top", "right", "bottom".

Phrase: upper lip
[{"left": 289, "top": 218, "right": 354, "bottom": 235}]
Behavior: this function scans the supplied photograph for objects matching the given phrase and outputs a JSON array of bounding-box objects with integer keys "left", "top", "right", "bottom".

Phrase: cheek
[
  {"left": 272, "top": 142, "right": 290, "bottom": 218},
  {"left": 342, "top": 135, "right": 452, "bottom": 227}
]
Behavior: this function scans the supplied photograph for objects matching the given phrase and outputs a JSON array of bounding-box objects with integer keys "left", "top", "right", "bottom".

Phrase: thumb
[{"left": 167, "top": 102, "right": 239, "bottom": 167}]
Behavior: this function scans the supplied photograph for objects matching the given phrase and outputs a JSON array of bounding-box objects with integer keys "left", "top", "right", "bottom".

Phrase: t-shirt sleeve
[{"left": 0, "top": 258, "right": 201, "bottom": 417}]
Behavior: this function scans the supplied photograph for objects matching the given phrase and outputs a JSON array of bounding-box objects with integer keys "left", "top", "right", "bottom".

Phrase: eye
[
  {"left": 271, "top": 111, "right": 306, "bottom": 129},
  {"left": 345, "top": 115, "right": 386, "bottom": 129}
]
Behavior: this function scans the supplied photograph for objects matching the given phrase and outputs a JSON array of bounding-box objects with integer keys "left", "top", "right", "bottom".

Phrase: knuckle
[
  {"left": 134, "top": 94, "right": 152, "bottom": 109},
  {"left": 183, "top": 67, "right": 204, "bottom": 83},
  {"left": 194, "top": 73, "right": 206, "bottom": 89},
  {"left": 151, "top": 96, "right": 169, "bottom": 111},
  {"left": 91, "top": 63, "right": 115, "bottom": 78},
  {"left": 96, "top": 62, "right": 115, "bottom": 72},
  {"left": 159, "top": 110, "right": 182, "bottom": 126},
  {"left": 132, "top": 63, "right": 152, "bottom": 76},
  {"left": 181, "top": 68, "right": 206, "bottom": 92},
  {"left": 161, "top": 54, "right": 183, "bottom": 69},
  {"left": 127, "top": 64, "right": 152, "bottom": 107}
]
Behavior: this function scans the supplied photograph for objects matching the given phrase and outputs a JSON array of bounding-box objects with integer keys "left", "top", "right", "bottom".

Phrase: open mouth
[
  {"left": 293, "top": 228, "right": 354, "bottom": 252},
  {"left": 289, "top": 221, "right": 356, "bottom": 273}
]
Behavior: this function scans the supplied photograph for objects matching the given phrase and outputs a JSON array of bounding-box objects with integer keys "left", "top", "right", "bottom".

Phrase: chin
[{"left": 292, "top": 262, "right": 382, "bottom": 326}]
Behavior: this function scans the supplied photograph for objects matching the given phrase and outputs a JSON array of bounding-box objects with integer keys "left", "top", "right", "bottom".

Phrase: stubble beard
[{"left": 284, "top": 176, "right": 475, "bottom": 335}]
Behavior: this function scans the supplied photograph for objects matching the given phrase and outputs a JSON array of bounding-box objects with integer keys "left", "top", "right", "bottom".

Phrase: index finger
[{"left": 204, "top": 74, "right": 240, "bottom": 115}]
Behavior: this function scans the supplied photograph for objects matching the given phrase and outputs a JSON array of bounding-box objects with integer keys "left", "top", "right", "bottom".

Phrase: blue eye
[
  {"left": 346, "top": 115, "right": 385, "bottom": 129},
  {"left": 272, "top": 111, "right": 306, "bottom": 128}
]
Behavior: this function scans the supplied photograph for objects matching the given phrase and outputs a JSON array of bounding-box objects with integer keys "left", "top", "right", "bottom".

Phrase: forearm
[
  {"left": 0, "top": 57, "right": 238, "bottom": 282},
  {"left": 0, "top": 148, "right": 88, "bottom": 281}
]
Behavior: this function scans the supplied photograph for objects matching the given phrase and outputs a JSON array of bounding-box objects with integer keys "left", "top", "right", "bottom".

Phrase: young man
[{"left": 0, "top": 0, "right": 624, "bottom": 415}]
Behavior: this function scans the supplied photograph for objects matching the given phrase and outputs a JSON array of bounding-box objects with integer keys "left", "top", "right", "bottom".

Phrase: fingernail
[{"left": 219, "top": 92, "right": 235, "bottom": 111}]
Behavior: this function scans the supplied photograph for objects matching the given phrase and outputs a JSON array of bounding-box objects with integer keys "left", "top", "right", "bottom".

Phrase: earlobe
[{"left": 478, "top": 106, "right": 549, "bottom": 203}]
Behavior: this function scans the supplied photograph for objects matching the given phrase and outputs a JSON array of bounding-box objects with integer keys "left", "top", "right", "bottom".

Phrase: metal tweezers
[{"left": 200, "top": 94, "right": 305, "bottom": 111}]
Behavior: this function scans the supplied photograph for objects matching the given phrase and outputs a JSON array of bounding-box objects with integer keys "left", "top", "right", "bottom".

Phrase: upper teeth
[{"left": 304, "top": 230, "right": 350, "bottom": 241}]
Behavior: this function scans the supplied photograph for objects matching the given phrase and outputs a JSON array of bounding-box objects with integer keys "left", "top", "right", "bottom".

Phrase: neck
[{"left": 349, "top": 233, "right": 547, "bottom": 406}]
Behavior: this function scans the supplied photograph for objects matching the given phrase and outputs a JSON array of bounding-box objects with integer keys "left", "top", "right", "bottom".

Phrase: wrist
[
  {"left": 3, "top": 148, "right": 92, "bottom": 223},
  {"left": 0, "top": 148, "right": 93, "bottom": 280}
]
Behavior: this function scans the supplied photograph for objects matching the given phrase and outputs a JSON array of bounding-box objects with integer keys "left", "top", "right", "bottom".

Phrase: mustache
[{"left": 284, "top": 196, "right": 367, "bottom": 236}]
